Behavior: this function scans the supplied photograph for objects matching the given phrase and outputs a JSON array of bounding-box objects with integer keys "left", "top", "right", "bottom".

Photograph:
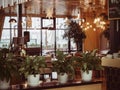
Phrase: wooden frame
[{"left": 108, "top": 0, "right": 120, "bottom": 20}]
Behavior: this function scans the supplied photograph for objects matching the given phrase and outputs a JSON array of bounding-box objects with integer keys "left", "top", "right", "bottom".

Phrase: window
[{"left": 1, "top": 17, "right": 77, "bottom": 54}]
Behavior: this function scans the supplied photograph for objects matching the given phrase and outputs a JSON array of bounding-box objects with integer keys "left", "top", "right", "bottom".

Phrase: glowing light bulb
[{"left": 93, "top": 28, "right": 96, "bottom": 31}]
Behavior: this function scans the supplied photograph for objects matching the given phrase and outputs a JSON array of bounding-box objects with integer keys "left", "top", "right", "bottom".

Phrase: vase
[
  {"left": 0, "top": 79, "right": 10, "bottom": 89},
  {"left": 81, "top": 70, "right": 93, "bottom": 82},
  {"left": 58, "top": 73, "right": 68, "bottom": 84},
  {"left": 27, "top": 74, "right": 40, "bottom": 87}
]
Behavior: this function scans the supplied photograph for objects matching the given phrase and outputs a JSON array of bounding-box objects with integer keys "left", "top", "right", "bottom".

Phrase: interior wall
[
  {"left": 84, "top": 28, "right": 102, "bottom": 51},
  {"left": 83, "top": 16, "right": 104, "bottom": 52}
]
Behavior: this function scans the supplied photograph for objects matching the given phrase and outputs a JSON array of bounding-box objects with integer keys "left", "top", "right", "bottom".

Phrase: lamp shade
[{"left": 9, "top": 18, "right": 17, "bottom": 23}]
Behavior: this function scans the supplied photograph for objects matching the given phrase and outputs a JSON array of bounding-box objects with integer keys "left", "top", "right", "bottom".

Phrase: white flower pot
[
  {"left": 58, "top": 73, "right": 68, "bottom": 84},
  {"left": 0, "top": 79, "right": 10, "bottom": 89},
  {"left": 27, "top": 74, "right": 40, "bottom": 87},
  {"left": 81, "top": 70, "right": 93, "bottom": 82}
]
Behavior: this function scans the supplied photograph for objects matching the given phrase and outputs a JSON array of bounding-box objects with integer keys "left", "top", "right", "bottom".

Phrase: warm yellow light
[
  {"left": 82, "top": 19, "right": 85, "bottom": 22},
  {"left": 84, "top": 28, "right": 87, "bottom": 31},
  {"left": 94, "top": 17, "right": 101, "bottom": 24},
  {"left": 90, "top": 25, "right": 92, "bottom": 28},
  {"left": 81, "top": 25, "right": 83, "bottom": 28},
  {"left": 87, "top": 26, "right": 90, "bottom": 29},
  {"left": 93, "top": 28, "right": 96, "bottom": 31},
  {"left": 100, "top": 21, "right": 106, "bottom": 25},
  {"left": 86, "top": 22, "right": 90, "bottom": 25}
]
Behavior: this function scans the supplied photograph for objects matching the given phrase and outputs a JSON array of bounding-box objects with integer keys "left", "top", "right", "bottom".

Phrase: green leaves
[
  {"left": 63, "top": 21, "right": 86, "bottom": 43},
  {"left": 0, "top": 48, "right": 18, "bottom": 82},
  {"left": 73, "top": 49, "right": 104, "bottom": 73},
  {"left": 19, "top": 55, "right": 46, "bottom": 78},
  {"left": 52, "top": 50, "right": 74, "bottom": 75}
]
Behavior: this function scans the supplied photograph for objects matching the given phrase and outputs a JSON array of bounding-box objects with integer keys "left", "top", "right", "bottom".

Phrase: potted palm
[
  {"left": 19, "top": 55, "right": 46, "bottom": 87},
  {"left": 52, "top": 50, "right": 74, "bottom": 84},
  {"left": 72, "top": 49, "right": 103, "bottom": 82},
  {"left": 63, "top": 21, "right": 86, "bottom": 51},
  {"left": 0, "top": 48, "right": 18, "bottom": 89}
]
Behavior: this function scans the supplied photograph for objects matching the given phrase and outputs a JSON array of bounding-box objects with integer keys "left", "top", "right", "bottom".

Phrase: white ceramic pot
[
  {"left": 27, "top": 74, "right": 40, "bottom": 87},
  {"left": 58, "top": 73, "right": 68, "bottom": 84},
  {"left": 0, "top": 79, "right": 10, "bottom": 89},
  {"left": 81, "top": 70, "right": 93, "bottom": 82}
]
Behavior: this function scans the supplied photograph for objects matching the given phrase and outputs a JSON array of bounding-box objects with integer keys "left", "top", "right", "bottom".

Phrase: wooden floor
[
  {"left": 47, "top": 84, "right": 102, "bottom": 90},
  {"left": 102, "top": 77, "right": 107, "bottom": 90}
]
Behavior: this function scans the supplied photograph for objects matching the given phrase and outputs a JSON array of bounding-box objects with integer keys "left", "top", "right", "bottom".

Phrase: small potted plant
[
  {"left": 0, "top": 48, "right": 18, "bottom": 89},
  {"left": 19, "top": 55, "right": 46, "bottom": 87},
  {"left": 52, "top": 50, "right": 74, "bottom": 84},
  {"left": 72, "top": 49, "right": 103, "bottom": 82}
]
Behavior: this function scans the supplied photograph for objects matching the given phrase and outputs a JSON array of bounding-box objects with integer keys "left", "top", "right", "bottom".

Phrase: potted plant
[
  {"left": 19, "top": 55, "right": 46, "bottom": 87},
  {"left": 63, "top": 21, "right": 86, "bottom": 51},
  {"left": 72, "top": 49, "right": 103, "bottom": 82},
  {"left": 0, "top": 48, "right": 18, "bottom": 89},
  {"left": 52, "top": 50, "right": 74, "bottom": 84}
]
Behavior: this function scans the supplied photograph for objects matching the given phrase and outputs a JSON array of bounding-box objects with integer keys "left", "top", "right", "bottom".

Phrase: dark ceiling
[{"left": 3, "top": 0, "right": 107, "bottom": 18}]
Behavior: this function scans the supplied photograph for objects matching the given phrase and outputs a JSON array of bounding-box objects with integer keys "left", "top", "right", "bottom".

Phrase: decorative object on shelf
[
  {"left": 0, "top": 48, "right": 18, "bottom": 89},
  {"left": 52, "top": 50, "right": 74, "bottom": 84},
  {"left": 63, "top": 21, "right": 86, "bottom": 51},
  {"left": 19, "top": 55, "right": 46, "bottom": 87}
]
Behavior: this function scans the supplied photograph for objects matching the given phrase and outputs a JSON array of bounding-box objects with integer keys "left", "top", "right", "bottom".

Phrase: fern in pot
[
  {"left": 73, "top": 49, "right": 104, "bottom": 82},
  {"left": 0, "top": 48, "right": 18, "bottom": 89},
  {"left": 19, "top": 55, "right": 46, "bottom": 87},
  {"left": 52, "top": 50, "right": 74, "bottom": 84}
]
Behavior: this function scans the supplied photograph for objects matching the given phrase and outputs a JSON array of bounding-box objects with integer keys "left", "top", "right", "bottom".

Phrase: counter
[
  {"left": 101, "top": 57, "right": 120, "bottom": 90},
  {"left": 101, "top": 57, "right": 120, "bottom": 68},
  {"left": 10, "top": 79, "right": 102, "bottom": 90}
]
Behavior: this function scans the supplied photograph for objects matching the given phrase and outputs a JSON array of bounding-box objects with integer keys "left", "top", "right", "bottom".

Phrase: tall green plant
[
  {"left": 72, "top": 49, "right": 104, "bottom": 73},
  {"left": 19, "top": 55, "right": 46, "bottom": 78},
  {"left": 52, "top": 50, "right": 74, "bottom": 75},
  {"left": 0, "top": 48, "right": 18, "bottom": 82},
  {"left": 63, "top": 21, "right": 86, "bottom": 51}
]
